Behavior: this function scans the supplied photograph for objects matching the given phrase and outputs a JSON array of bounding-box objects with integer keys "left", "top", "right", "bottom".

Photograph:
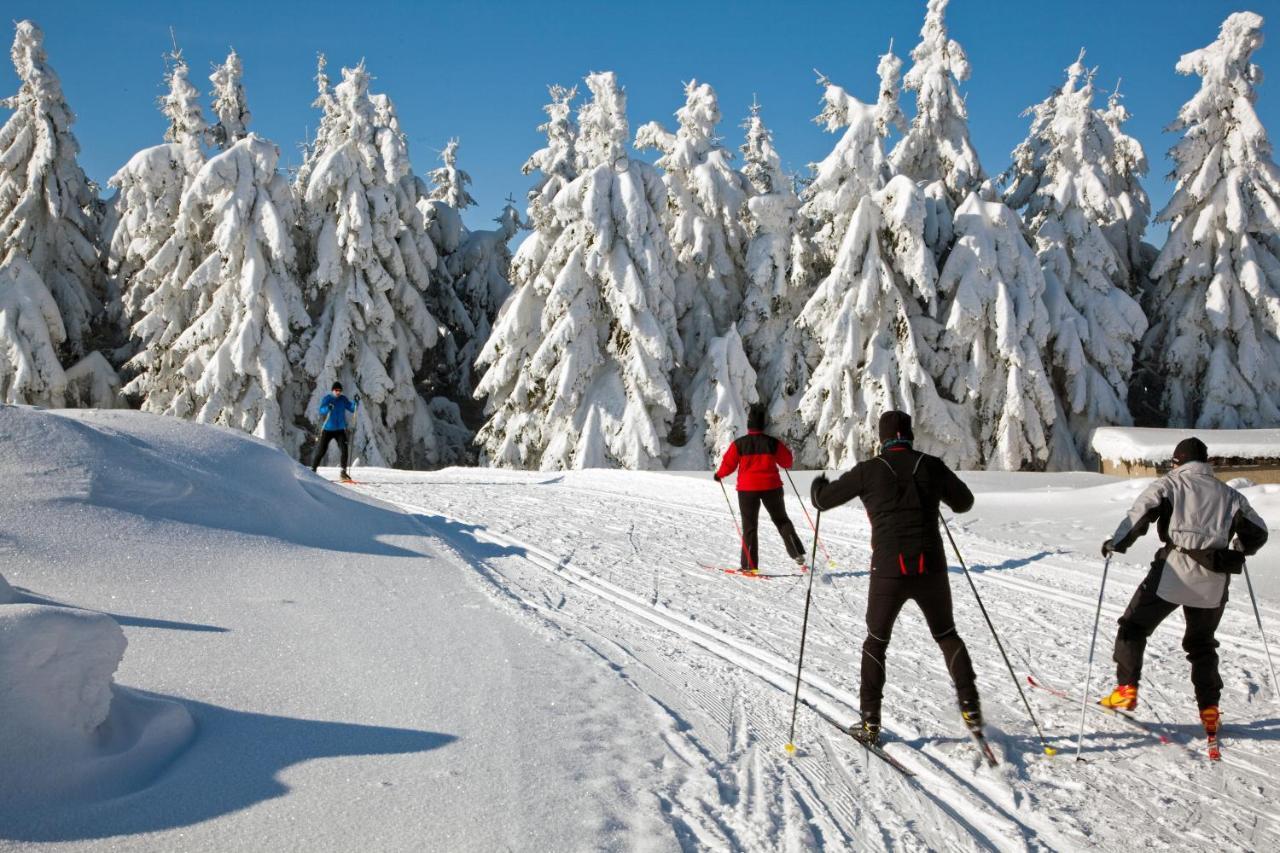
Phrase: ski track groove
[{"left": 355, "top": 475, "right": 1280, "bottom": 852}]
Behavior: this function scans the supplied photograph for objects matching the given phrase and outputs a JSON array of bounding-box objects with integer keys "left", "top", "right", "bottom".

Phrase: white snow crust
[{"left": 1093, "top": 425, "right": 1280, "bottom": 463}]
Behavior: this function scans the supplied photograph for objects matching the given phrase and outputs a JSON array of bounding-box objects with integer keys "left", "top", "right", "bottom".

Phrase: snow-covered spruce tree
[
  {"left": 428, "top": 138, "right": 476, "bottom": 211},
  {"left": 1004, "top": 55, "right": 1148, "bottom": 468},
  {"left": 890, "top": 0, "right": 985, "bottom": 260},
  {"left": 796, "top": 57, "right": 973, "bottom": 468},
  {"left": 635, "top": 80, "right": 752, "bottom": 455},
  {"left": 0, "top": 20, "right": 110, "bottom": 368},
  {"left": 296, "top": 62, "right": 442, "bottom": 468},
  {"left": 108, "top": 52, "right": 206, "bottom": 334},
  {"left": 0, "top": 252, "right": 67, "bottom": 404},
  {"left": 166, "top": 135, "right": 310, "bottom": 450},
  {"left": 473, "top": 86, "right": 580, "bottom": 466},
  {"left": 737, "top": 101, "right": 811, "bottom": 446},
  {"left": 475, "top": 71, "right": 680, "bottom": 469},
  {"left": 936, "top": 193, "right": 1058, "bottom": 470},
  {"left": 446, "top": 202, "right": 522, "bottom": 399},
  {"left": 1098, "top": 83, "right": 1153, "bottom": 293},
  {"left": 208, "top": 49, "right": 251, "bottom": 150},
  {"left": 675, "top": 324, "right": 759, "bottom": 467},
  {"left": 1143, "top": 11, "right": 1280, "bottom": 429}
]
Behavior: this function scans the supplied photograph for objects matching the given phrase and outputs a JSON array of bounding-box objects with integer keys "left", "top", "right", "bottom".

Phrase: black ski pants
[
  {"left": 1114, "top": 562, "right": 1226, "bottom": 710},
  {"left": 311, "top": 429, "right": 350, "bottom": 472},
  {"left": 861, "top": 572, "right": 979, "bottom": 721},
  {"left": 738, "top": 488, "right": 805, "bottom": 571}
]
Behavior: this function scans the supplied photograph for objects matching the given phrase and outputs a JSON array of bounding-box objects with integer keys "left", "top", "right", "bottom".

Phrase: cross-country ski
[{"left": 3, "top": 1, "right": 1280, "bottom": 851}]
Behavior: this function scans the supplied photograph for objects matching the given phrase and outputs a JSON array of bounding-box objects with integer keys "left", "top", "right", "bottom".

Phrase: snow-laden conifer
[
  {"left": 1144, "top": 11, "right": 1280, "bottom": 428},
  {"left": 446, "top": 202, "right": 521, "bottom": 397},
  {"left": 1004, "top": 55, "right": 1148, "bottom": 467},
  {"left": 737, "top": 101, "right": 810, "bottom": 445},
  {"left": 107, "top": 52, "right": 206, "bottom": 327},
  {"left": 473, "top": 86, "right": 579, "bottom": 466},
  {"left": 636, "top": 81, "right": 752, "bottom": 448},
  {"left": 1097, "top": 84, "right": 1153, "bottom": 291},
  {"left": 0, "top": 252, "right": 67, "bottom": 404},
  {"left": 796, "top": 56, "right": 973, "bottom": 467},
  {"left": 167, "top": 135, "right": 309, "bottom": 450},
  {"left": 0, "top": 21, "right": 107, "bottom": 361},
  {"left": 209, "top": 50, "right": 250, "bottom": 151},
  {"left": 890, "top": 0, "right": 984, "bottom": 258},
  {"left": 936, "top": 193, "right": 1058, "bottom": 470},
  {"left": 428, "top": 138, "right": 476, "bottom": 211},
  {"left": 673, "top": 325, "right": 758, "bottom": 467},
  {"left": 297, "top": 62, "right": 440, "bottom": 467},
  {"left": 476, "top": 72, "right": 680, "bottom": 469}
]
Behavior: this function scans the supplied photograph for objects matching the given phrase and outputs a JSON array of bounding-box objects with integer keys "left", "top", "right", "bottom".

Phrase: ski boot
[
  {"left": 1098, "top": 684, "right": 1138, "bottom": 711},
  {"left": 1200, "top": 705, "right": 1222, "bottom": 761},
  {"left": 851, "top": 713, "right": 881, "bottom": 747},
  {"left": 793, "top": 556, "right": 808, "bottom": 571},
  {"left": 339, "top": 469, "right": 353, "bottom": 482},
  {"left": 959, "top": 700, "right": 984, "bottom": 734}
]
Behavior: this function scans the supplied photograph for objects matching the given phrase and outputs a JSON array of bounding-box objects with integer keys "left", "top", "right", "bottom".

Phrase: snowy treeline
[
  {"left": 4, "top": 4, "right": 1280, "bottom": 472},
  {"left": 0, "top": 24, "right": 519, "bottom": 467},
  {"left": 477, "top": 2, "right": 1280, "bottom": 471}
]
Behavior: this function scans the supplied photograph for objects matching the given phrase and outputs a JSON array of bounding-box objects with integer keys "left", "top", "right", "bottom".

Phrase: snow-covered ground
[{"left": 3, "top": 407, "right": 1280, "bottom": 850}]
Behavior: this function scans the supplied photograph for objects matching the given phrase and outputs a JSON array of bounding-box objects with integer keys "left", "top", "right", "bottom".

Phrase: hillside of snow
[{"left": 3, "top": 406, "right": 1280, "bottom": 850}]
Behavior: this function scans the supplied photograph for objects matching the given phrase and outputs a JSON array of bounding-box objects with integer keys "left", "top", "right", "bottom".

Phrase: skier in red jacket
[{"left": 714, "top": 405, "right": 806, "bottom": 573}]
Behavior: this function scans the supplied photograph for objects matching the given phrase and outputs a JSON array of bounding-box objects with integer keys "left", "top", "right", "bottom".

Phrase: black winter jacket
[{"left": 812, "top": 446, "right": 974, "bottom": 576}]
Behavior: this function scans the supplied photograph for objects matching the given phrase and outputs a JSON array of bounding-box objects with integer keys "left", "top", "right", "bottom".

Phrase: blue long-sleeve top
[{"left": 319, "top": 394, "right": 357, "bottom": 431}]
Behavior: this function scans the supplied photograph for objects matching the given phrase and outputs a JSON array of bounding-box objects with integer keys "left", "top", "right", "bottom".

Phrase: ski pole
[
  {"left": 940, "top": 513, "right": 1057, "bottom": 756},
  {"left": 718, "top": 479, "right": 757, "bottom": 572},
  {"left": 785, "top": 509, "right": 823, "bottom": 755},
  {"left": 1074, "top": 555, "right": 1111, "bottom": 762},
  {"left": 783, "top": 469, "right": 836, "bottom": 569},
  {"left": 1243, "top": 562, "right": 1280, "bottom": 699}
]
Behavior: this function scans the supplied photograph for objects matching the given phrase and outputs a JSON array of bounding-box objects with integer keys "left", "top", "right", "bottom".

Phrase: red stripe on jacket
[{"left": 716, "top": 430, "right": 793, "bottom": 491}]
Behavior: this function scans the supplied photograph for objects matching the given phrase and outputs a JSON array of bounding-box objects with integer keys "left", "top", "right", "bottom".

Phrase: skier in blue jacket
[{"left": 310, "top": 381, "right": 359, "bottom": 480}]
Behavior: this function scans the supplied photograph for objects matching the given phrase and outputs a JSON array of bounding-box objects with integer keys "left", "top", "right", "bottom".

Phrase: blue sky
[{"left": 3, "top": 1, "right": 1276, "bottom": 240}]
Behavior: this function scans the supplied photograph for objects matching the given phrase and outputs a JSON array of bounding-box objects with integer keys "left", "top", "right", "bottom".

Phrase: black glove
[
  {"left": 1101, "top": 538, "right": 1115, "bottom": 558},
  {"left": 810, "top": 475, "right": 830, "bottom": 509},
  {"left": 354, "top": 393, "right": 361, "bottom": 405},
  {"left": 713, "top": 472, "right": 722, "bottom": 482}
]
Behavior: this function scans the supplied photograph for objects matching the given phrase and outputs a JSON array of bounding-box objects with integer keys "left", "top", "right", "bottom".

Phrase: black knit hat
[
  {"left": 332, "top": 381, "right": 343, "bottom": 392},
  {"left": 747, "top": 404, "right": 767, "bottom": 431},
  {"left": 879, "top": 410, "right": 914, "bottom": 443},
  {"left": 1173, "top": 437, "right": 1208, "bottom": 465}
]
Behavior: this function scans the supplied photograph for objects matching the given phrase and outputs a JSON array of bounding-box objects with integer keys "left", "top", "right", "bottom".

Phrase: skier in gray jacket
[{"left": 1099, "top": 437, "right": 1268, "bottom": 737}]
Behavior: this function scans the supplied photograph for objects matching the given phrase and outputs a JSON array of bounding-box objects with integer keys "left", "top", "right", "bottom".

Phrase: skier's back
[{"left": 811, "top": 410, "right": 978, "bottom": 745}]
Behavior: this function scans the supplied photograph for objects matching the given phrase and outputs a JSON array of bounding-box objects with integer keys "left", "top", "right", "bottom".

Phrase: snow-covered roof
[{"left": 1092, "top": 427, "right": 1280, "bottom": 464}]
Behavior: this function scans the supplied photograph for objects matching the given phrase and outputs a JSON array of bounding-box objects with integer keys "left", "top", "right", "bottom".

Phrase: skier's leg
[
  {"left": 913, "top": 573, "right": 979, "bottom": 711},
  {"left": 861, "top": 576, "right": 908, "bottom": 723},
  {"left": 738, "top": 491, "right": 762, "bottom": 571},
  {"left": 311, "top": 431, "right": 334, "bottom": 471},
  {"left": 336, "top": 431, "right": 350, "bottom": 474},
  {"left": 1113, "top": 563, "right": 1177, "bottom": 687},
  {"left": 1182, "top": 599, "right": 1227, "bottom": 710},
  {"left": 760, "top": 488, "right": 805, "bottom": 561}
]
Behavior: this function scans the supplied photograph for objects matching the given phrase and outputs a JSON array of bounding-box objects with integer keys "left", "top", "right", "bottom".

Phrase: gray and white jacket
[{"left": 1110, "top": 462, "right": 1269, "bottom": 608}]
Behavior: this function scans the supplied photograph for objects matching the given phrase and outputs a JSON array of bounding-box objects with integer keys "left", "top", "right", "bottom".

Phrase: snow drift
[{"left": 0, "top": 604, "right": 194, "bottom": 804}]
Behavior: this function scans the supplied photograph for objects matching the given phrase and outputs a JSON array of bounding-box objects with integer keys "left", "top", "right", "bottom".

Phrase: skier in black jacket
[{"left": 811, "top": 410, "right": 979, "bottom": 746}]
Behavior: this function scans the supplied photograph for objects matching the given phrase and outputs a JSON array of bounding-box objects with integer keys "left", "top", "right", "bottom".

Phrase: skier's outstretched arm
[
  {"left": 934, "top": 459, "right": 975, "bottom": 513},
  {"left": 1104, "top": 479, "right": 1168, "bottom": 555},
  {"left": 1234, "top": 500, "right": 1269, "bottom": 556},
  {"left": 812, "top": 465, "right": 865, "bottom": 511},
  {"left": 775, "top": 441, "right": 794, "bottom": 470},
  {"left": 714, "top": 443, "right": 739, "bottom": 482},
  {"left": 318, "top": 396, "right": 332, "bottom": 415}
]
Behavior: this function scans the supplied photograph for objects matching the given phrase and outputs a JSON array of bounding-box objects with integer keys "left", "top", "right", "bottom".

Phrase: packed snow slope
[
  {"left": 4, "top": 406, "right": 1280, "bottom": 851},
  {"left": 0, "top": 407, "right": 681, "bottom": 850},
  {"left": 346, "top": 465, "right": 1280, "bottom": 852}
]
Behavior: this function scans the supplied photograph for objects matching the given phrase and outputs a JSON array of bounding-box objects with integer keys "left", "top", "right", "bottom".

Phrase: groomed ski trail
[{"left": 344, "top": 468, "right": 1280, "bottom": 852}]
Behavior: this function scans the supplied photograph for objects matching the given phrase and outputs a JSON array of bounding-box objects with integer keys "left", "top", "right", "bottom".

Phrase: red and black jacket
[
  {"left": 716, "top": 430, "right": 793, "bottom": 492},
  {"left": 812, "top": 444, "right": 974, "bottom": 577}
]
